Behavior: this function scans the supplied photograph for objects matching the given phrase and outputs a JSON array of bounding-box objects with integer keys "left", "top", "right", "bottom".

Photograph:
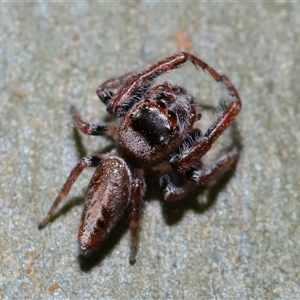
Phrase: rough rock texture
[{"left": 1, "top": 3, "right": 299, "bottom": 299}]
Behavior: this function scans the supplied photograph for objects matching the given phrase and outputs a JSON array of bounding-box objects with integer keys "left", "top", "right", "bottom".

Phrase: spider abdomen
[{"left": 78, "top": 156, "right": 132, "bottom": 256}]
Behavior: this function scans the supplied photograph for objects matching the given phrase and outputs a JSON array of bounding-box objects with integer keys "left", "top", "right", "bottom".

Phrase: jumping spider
[{"left": 39, "top": 52, "right": 241, "bottom": 265}]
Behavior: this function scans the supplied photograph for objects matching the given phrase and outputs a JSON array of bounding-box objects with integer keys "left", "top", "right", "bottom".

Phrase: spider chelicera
[{"left": 39, "top": 52, "right": 241, "bottom": 265}]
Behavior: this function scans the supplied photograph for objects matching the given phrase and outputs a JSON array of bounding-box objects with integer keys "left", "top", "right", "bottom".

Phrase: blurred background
[{"left": 1, "top": 2, "right": 299, "bottom": 299}]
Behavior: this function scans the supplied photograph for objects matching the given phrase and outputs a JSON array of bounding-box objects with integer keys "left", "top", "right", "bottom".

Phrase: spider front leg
[
  {"left": 96, "top": 71, "right": 154, "bottom": 116},
  {"left": 106, "top": 52, "right": 232, "bottom": 116},
  {"left": 38, "top": 155, "right": 101, "bottom": 229},
  {"left": 171, "top": 75, "right": 241, "bottom": 173},
  {"left": 96, "top": 72, "right": 134, "bottom": 105}
]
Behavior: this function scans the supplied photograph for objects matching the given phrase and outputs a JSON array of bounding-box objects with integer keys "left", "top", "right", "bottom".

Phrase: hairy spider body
[
  {"left": 39, "top": 52, "right": 241, "bottom": 265},
  {"left": 118, "top": 83, "right": 199, "bottom": 168}
]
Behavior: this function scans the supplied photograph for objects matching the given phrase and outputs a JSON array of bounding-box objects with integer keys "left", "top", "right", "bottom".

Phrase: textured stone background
[{"left": 1, "top": 2, "right": 299, "bottom": 299}]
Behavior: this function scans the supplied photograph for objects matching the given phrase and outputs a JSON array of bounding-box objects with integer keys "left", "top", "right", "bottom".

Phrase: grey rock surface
[{"left": 1, "top": 2, "right": 299, "bottom": 299}]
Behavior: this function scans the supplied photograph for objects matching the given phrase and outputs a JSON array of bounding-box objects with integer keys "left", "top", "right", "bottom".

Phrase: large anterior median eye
[{"left": 131, "top": 104, "right": 174, "bottom": 147}]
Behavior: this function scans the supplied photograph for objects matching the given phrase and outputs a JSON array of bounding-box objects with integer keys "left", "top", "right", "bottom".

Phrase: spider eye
[
  {"left": 156, "top": 100, "right": 166, "bottom": 108},
  {"left": 131, "top": 104, "right": 174, "bottom": 147},
  {"left": 167, "top": 110, "right": 176, "bottom": 121}
]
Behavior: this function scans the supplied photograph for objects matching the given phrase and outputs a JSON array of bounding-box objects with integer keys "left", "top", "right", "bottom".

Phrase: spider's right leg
[
  {"left": 71, "top": 106, "right": 117, "bottom": 138},
  {"left": 96, "top": 72, "right": 134, "bottom": 105},
  {"left": 38, "top": 155, "right": 102, "bottom": 229},
  {"left": 106, "top": 52, "right": 208, "bottom": 116}
]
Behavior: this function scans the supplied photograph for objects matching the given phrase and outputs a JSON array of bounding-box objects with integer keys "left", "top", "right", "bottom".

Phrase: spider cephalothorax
[
  {"left": 117, "top": 82, "right": 200, "bottom": 168},
  {"left": 39, "top": 52, "right": 241, "bottom": 264}
]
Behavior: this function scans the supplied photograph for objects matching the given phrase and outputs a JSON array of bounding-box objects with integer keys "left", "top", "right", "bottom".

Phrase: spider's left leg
[
  {"left": 186, "top": 147, "right": 239, "bottom": 185},
  {"left": 161, "top": 148, "right": 238, "bottom": 201},
  {"left": 171, "top": 75, "right": 241, "bottom": 173},
  {"left": 160, "top": 174, "right": 197, "bottom": 202},
  {"left": 129, "top": 177, "right": 145, "bottom": 265},
  {"left": 71, "top": 105, "right": 117, "bottom": 138}
]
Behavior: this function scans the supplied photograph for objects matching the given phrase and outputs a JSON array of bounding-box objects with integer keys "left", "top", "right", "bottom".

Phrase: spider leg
[
  {"left": 170, "top": 76, "right": 241, "bottom": 173},
  {"left": 129, "top": 177, "right": 145, "bottom": 265},
  {"left": 38, "top": 155, "right": 102, "bottom": 229},
  {"left": 107, "top": 52, "right": 235, "bottom": 116},
  {"left": 160, "top": 174, "right": 197, "bottom": 202},
  {"left": 186, "top": 147, "right": 239, "bottom": 185},
  {"left": 161, "top": 148, "right": 238, "bottom": 202},
  {"left": 96, "top": 72, "right": 134, "bottom": 105},
  {"left": 71, "top": 106, "right": 117, "bottom": 138}
]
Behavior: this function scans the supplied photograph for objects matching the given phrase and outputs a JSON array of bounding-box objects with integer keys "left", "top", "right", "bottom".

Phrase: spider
[{"left": 39, "top": 52, "right": 241, "bottom": 265}]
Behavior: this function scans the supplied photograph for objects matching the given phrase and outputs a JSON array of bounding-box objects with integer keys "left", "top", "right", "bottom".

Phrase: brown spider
[{"left": 39, "top": 52, "right": 241, "bottom": 265}]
